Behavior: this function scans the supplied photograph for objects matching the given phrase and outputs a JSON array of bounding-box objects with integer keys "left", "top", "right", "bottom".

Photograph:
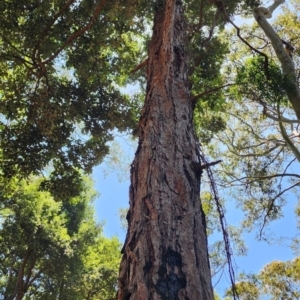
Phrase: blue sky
[{"left": 94, "top": 164, "right": 128, "bottom": 240}]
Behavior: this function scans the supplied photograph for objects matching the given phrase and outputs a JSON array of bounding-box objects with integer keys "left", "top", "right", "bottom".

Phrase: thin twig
[
  {"left": 226, "top": 173, "right": 300, "bottom": 186},
  {"left": 211, "top": 0, "right": 271, "bottom": 79},
  {"left": 259, "top": 181, "right": 300, "bottom": 238},
  {"left": 192, "top": 83, "right": 235, "bottom": 101}
]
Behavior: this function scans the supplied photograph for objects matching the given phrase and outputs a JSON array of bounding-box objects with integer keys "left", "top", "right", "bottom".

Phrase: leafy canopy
[
  {"left": 0, "top": 0, "right": 146, "bottom": 178},
  {"left": 0, "top": 174, "right": 121, "bottom": 300}
]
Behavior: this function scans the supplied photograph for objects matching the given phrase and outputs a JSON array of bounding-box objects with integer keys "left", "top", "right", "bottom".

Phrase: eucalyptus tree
[
  {"left": 201, "top": 0, "right": 300, "bottom": 241},
  {"left": 3, "top": 0, "right": 296, "bottom": 299},
  {"left": 1, "top": 0, "right": 236, "bottom": 298},
  {"left": 117, "top": 0, "right": 262, "bottom": 298}
]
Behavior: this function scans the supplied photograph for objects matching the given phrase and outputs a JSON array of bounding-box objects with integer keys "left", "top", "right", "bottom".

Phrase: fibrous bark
[{"left": 117, "top": 0, "right": 213, "bottom": 299}]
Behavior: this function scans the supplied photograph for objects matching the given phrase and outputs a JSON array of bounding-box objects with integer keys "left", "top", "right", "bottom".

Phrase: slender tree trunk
[
  {"left": 118, "top": 0, "right": 213, "bottom": 299},
  {"left": 9, "top": 247, "right": 32, "bottom": 300},
  {"left": 253, "top": 0, "right": 300, "bottom": 120}
]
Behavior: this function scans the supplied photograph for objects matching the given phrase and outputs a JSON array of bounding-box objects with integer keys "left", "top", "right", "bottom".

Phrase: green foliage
[
  {"left": 236, "top": 0, "right": 261, "bottom": 15},
  {"left": 191, "top": 36, "right": 229, "bottom": 109},
  {"left": 259, "top": 258, "right": 300, "bottom": 299},
  {"left": 0, "top": 174, "right": 120, "bottom": 299},
  {"left": 196, "top": 114, "right": 226, "bottom": 144},
  {"left": 190, "top": 34, "right": 229, "bottom": 144},
  {"left": 39, "top": 164, "right": 84, "bottom": 201},
  {"left": 201, "top": 191, "right": 220, "bottom": 236},
  {"left": 226, "top": 280, "right": 259, "bottom": 300},
  {"left": 214, "top": 292, "right": 222, "bottom": 300},
  {"left": 226, "top": 258, "right": 300, "bottom": 299},
  {"left": 0, "top": 0, "right": 146, "bottom": 177},
  {"left": 199, "top": 0, "right": 300, "bottom": 245},
  {"left": 80, "top": 236, "right": 121, "bottom": 299},
  {"left": 236, "top": 56, "right": 288, "bottom": 104}
]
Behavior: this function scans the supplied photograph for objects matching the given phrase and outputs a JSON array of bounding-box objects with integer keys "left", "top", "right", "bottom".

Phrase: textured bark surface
[{"left": 117, "top": 0, "right": 213, "bottom": 299}]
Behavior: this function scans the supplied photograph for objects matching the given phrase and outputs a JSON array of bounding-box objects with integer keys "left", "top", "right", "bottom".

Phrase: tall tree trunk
[{"left": 118, "top": 0, "right": 213, "bottom": 299}]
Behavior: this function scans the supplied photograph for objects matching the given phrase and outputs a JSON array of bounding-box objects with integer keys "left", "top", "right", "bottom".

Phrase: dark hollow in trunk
[{"left": 118, "top": 0, "right": 213, "bottom": 299}]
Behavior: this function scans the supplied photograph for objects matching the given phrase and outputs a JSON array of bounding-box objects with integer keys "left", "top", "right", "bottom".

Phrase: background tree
[
  {"left": 0, "top": 174, "right": 121, "bottom": 300},
  {"left": 226, "top": 257, "right": 300, "bottom": 299},
  {"left": 190, "top": 1, "right": 300, "bottom": 295},
  {"left": 0, "top": 0, "right": 144, "bottom": 180},
  {"left": 201, "top": 0, "right": 300, "bottom": 241}
]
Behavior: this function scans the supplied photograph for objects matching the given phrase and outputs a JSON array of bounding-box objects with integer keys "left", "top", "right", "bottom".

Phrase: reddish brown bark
[{"left": 118, "top": 0, "right": 213, "bottom": 299}]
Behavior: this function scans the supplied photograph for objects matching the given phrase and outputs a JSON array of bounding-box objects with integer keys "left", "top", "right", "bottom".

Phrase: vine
[{"left": 198, "top": 144, "right": 239, "bottom": 300}]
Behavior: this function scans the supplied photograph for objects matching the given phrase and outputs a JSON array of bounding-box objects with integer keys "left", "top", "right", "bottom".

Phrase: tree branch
[
  {"left": 0, "top": 35, "right": 32, "bottom": 61},
  {"left": 277, "top": 105, "right": 300, "bottom": 162},
  {"left": 11, "top": 247, "right": 32, "bottom": 300},
  {"left": 217, "top": 4, "right": 271, "bottom": 79},
  {"left": 129, "top": 58, "right": 148, "bottom": 74},
  {"left": 227, "top": 173, "right": 300, "bottom": 186},
  {"left": 228, "top": 143, "right": 281, "bottom": 158},
  {"left": 23, "top": 257, "right": 37, "bottom": 293},
  {"left": 192, "top": 83, "right": 235, "bottom": 101},
  {"left": 32, "top": 0, "right": 77, "bottom": 63},
  {"left": 253, "top": 0, "right": 300, "bottom": 120},
  {"left": 42, "top": 0, "right": 107, "bottom": 65},
  {"left": 259, "top": 180, "right": 300, "bottom": 237},
  {"left": 263, "top": 107, "right": 299, "bottom": 124},
  {"left": 227, "top": 111, "right": 269, "bottom": 141},
  {"left": 197, "top": 0, "right": 205, "bottom": 31}
]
